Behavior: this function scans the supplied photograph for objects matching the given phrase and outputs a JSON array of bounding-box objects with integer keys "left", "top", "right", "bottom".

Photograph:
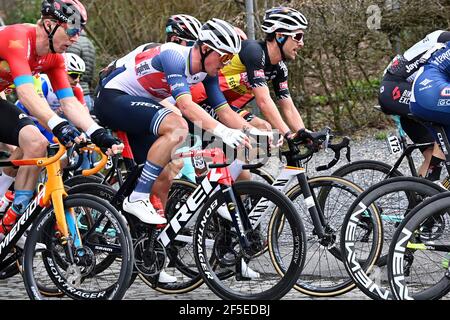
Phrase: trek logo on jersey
[
  {"left": 135, "top": 61, "right": 152, "bottom": 76},
  {"left": 441, "top": 87, "right": 450, "bottom": 97},
  {"left": 279, "top": 81, "right": 288, "bottom": 90},
  {"left": 167, "top": 74, "right": 183, "bottom": 79},
  {"left": 254, "top": 70, "right": 265, "bottom": 79}
]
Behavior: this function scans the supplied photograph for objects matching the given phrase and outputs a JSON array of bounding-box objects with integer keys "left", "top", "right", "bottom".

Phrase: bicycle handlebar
[
  {"left": 81, "top": 145, "right": 108, "bottom": 176},
  {"left": 316, "top": 137, "right": 351, "bottom": 171},
  {"left": 283, "top": 128, "right": 351, "bottom": 170}
]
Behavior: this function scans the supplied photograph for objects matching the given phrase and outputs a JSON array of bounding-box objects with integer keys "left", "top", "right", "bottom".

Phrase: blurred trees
[{"left": 1, "top": 0, "right": 449, "bottom": 133}]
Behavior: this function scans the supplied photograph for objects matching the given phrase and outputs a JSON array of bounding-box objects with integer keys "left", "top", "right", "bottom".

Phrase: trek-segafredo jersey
[
  {"left": 103, "top": 42, "right": 227, "bottom": 108},
  {"left": 385, "top": 30, "right": 450, "bottom": 82}
]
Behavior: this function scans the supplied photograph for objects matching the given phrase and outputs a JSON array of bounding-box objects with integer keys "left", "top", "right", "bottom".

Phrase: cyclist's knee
[{"left": 18, "top": 126, "right": 48, "bottom": 157}]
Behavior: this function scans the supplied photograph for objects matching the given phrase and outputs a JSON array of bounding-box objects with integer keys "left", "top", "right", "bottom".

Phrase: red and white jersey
[{"left": 104, "top": 42, "right": 208, "bottom": 102}]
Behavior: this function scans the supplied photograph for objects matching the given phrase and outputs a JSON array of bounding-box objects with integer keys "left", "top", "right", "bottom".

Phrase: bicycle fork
[
  {"left": 295, "top": 172, "right": 331, "bottom": 244},
  {"left": 220, "top": 185, "right": 253, "bottom": 251}
]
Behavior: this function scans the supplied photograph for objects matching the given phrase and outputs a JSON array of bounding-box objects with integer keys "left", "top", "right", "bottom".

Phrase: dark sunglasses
[
  {"left": 59, "top": 22, "right": 83, "bottom": 37},
  {"left": 68, "top": 72, "right": 82, "bottom": 80}
]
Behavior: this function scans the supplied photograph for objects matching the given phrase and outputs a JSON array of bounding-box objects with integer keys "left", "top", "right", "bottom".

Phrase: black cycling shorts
[
  {"left": 0, "top": 99, "right": 37, "bottom": 146},
  {"left": 378, "top": 75, "right": 433, "bottom": 150},
  {"left": 94, "top": 88, "right": 173, "bottom": 164}
]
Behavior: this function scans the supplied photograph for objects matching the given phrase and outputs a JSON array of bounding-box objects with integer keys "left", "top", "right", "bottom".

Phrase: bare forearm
[
  {"left": 177, "top": 101, "right": 219, "bottom": 132},
  {"left": 217, "top": 107, "right": 251, "bottom": 130},
  {"left": 258, "top": 101, "right": 290, "bottom": 135},
  {"left": 280, "top": 102, "right": 305, "bottom": 132},
  {"left": 60, "top": 98, "right": 95, "bottom": 131}
]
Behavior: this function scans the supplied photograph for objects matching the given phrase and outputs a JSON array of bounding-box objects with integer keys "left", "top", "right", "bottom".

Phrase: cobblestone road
[{"left": 0, "top": 134, "right": 446, "bottom": 300}]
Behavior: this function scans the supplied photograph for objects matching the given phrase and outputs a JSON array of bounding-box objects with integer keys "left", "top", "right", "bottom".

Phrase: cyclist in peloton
[
  {"left": 190, "top": 6, "right": 309, "bottom": 144},
  {"left": 409, "top": 41, "right": 450, "bottom": 162},
  {"left": 94, "top": 18, "right": 271, "bottom": 225},
  {"left": 0, "top": 53, "right": 90, "bottom": 212},
  {"left": 378, "top": 30, "right": 450, "bottom": 180},
  {"left": 0, "top": 0, "right": 123, "bottom": 243},
  {"left": 161, "top": 15, "right": 273, "bottom": 183}
]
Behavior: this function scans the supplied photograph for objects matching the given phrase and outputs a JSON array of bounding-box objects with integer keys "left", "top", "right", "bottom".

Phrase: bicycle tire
[
  {"left": 331, "top": 160, "right": 403, "bottom": 190},
  {"left": 64, "top": 174, "right": 103, "bottom": 188},
  {"left": 193, "top": 180, "right": 306, "bottom": 300},
  {"left": 69, "top": 180, "right": 206, "bottom": 294},
  {"left": 22, "top": 194, "right": 134, "bottom": 300},
  {"left": 276, "top": 175, "right": 363, "bottom": 296},
  {"left": 387, "top": 192, "right": 450, "bottom": 300},
  {"left": 341, "top": 176, "right": 443, "bottom": 300}
]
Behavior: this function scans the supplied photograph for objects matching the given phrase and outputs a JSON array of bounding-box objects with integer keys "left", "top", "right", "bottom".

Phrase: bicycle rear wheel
[
  {"left": 193, "top": 181, "right": 306, "bottom": 300},
  {"left": 340, "top": 176, "right": 443, "bottom": 300},
  {"left": 22, "top": 194, "right": 133, "bottom": 300}
]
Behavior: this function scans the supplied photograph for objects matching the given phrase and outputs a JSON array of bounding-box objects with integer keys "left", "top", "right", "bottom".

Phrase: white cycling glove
[{"left": 213, "top": 123, "right": 247, "bottom": 148}]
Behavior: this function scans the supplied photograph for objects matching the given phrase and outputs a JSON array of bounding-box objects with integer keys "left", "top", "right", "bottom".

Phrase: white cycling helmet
[
  {"left": 198, "top": 18, "right": 241, "bottom": 54},
  {"left": 64, "top": 52, "right": 86, "bottom": 73},
  {"left": 261, "top": 6, "right": 308, "bottom": 34}
]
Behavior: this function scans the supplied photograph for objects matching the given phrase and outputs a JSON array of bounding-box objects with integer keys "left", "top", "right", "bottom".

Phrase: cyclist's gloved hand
[
  {"left": 52, "top": 121, "right": 82, "bottom": 147},
  {"left": 213, "top": 123, "right": 248, "bottom": 148},
  {"left": 90, "top": 127, "right": 123, "bottom": 154},
  {"left": 248, "top": 127, "right": 275, "bottom": 146}
]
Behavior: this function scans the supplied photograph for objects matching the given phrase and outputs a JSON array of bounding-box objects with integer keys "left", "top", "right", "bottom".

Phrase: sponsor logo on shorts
[
  {"left": 392, "top": 86, "right": 401, "bottom": 100},
  {"left": 18, "top": 113, "right": 28, "bottom": 119}
]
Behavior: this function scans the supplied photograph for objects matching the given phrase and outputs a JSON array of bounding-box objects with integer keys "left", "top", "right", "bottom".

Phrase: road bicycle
[
  {"left": 68, "top": 139, "right": 307, "bottom": 300},
  {"left": 0, "top": 140, "right": 133, "bottom": 300}
]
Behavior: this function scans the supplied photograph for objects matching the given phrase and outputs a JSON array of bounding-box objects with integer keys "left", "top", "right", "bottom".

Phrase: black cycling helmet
[
  {"left": 165, "top": 14, "right": 202, "bottom": 42},
  {"left": 41, "top": 0, "right": 87, "bottom": 53}
]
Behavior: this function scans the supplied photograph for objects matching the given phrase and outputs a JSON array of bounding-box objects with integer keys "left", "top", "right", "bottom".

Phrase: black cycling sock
[{"left": 425, "top": 156, "right": 444, "bottom": 181}]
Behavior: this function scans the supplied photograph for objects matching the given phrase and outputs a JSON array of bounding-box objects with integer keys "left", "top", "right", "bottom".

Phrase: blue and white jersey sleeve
[
  {"left": 156, "top": 49, "right": 191, "bottom": 100},
  {"left": 202, "top": 75, "right": 228, "bottom": 112}
]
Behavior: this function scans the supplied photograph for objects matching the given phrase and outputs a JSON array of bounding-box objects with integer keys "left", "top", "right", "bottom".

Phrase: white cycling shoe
[
  {"left": 158, "top": 269, "right": 177, "bottom": 283},
  {"left": 123, "top": 197, "right": 166, "bottom": 225},
  {"left": 240, "top": 259, "right": 260, "bottom": 279}
]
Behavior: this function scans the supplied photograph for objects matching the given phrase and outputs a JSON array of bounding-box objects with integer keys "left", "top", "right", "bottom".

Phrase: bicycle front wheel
[
  {"left": 193, "top": 181, "right": 306, "bottom": 300},
  {"left": 387, "top": 192, "right": 450, "bottom": 300},
  {"left": 282, "top": 175, "right": 363, "bottom": 296},
  {"left": 23, "top": 194, "right": 134, "bottom": 300}
]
